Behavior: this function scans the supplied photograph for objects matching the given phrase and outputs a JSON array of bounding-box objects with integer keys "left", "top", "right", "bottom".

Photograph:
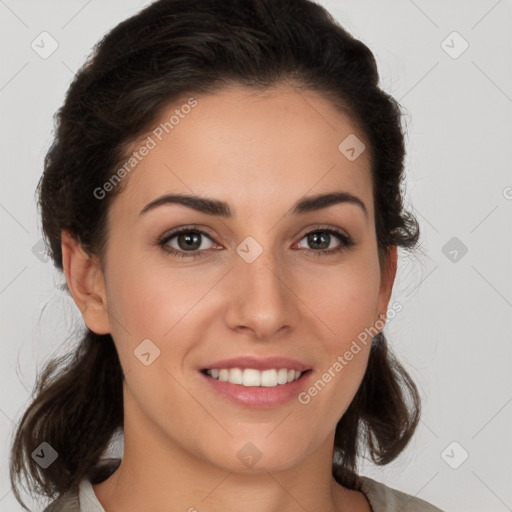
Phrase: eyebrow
[{"left": 139, "top": 191, "right": 368, "bottom": 219}]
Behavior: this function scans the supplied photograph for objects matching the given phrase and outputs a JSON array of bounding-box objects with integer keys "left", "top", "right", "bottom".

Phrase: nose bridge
[
  {"left": 238, "top": 236, "right": 288, "bottom": 302},
  {"left": 226, "top": 235, "right": 296, "bottom": 337}
]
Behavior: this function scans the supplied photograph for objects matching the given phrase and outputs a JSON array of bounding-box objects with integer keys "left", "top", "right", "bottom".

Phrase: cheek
[
  {"left": 105, "top": 257, "right": 213, "bottom": 340},
  {"left": 301, "top": 258, "right": 382, "bottom": 341},
  {"left": 296, "top": 260, "right": 380, "bottom": 414},
  {"left": 103, "top": 264, "right": 203, "bottom": 420}
]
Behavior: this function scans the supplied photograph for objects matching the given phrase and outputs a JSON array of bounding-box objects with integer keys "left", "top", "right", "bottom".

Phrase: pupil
[
  {"left": 309, "top": 232, "right": 329, "bottom": 250},
  {"left": 179, "top": 232, "right": 200, "bottom": 250}
]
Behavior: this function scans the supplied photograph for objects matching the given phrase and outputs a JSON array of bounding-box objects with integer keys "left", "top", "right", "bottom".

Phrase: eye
[
  {"left": 295, "top": 226, "right": 354, "bottom": 256},
  {"left": 157, "top": 225, "right": 354, "bottom": 259},
  {"left": 158, "top": 227, "right": 216, "bottom": 259}
]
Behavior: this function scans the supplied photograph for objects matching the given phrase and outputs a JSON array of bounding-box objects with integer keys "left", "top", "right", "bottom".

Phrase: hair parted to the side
[{"left": 10, "top": 0, "right": 422, "bottom": 508}]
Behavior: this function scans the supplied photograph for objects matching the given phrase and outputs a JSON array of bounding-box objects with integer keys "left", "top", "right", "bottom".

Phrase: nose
[{"left": 224, "top": 247, "right": 299, "bottom": 340}]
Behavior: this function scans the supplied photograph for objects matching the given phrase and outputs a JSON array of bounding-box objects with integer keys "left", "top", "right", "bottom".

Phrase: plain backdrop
[{"left": 1, "top": 1, "right": 511, "bottom": 511}]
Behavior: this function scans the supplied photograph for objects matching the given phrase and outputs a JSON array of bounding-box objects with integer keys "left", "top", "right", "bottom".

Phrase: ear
[
  {"left": 376, "top": 244, "right": 398, "bottom": 328},
  {"left": 61, "top": 229, "right": 111, "bottom": 335}
]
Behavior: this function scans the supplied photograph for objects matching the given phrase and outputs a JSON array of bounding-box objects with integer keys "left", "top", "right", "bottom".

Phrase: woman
[{"left": 10, "top": 0, "right": 444, "bottom": 510}]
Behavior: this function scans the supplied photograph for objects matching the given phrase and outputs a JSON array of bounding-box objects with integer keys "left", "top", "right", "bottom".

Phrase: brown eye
[
  {"left": 296, "top": 228, "right": 354, "bottom": 256},
  {"left": 159, "top": 228, "right": 215, "bottom": 259}
]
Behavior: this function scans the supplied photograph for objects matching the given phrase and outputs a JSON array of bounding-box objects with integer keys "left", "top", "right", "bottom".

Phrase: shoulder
[
  {"left": 43, "top": 457, "right": 121, "bottom": 512},
  {"left": 358, "top": 475, "right": 445, "bottom": 512},
  {"left": 42, "top": 489, "right": 80, "bottom": 512}
]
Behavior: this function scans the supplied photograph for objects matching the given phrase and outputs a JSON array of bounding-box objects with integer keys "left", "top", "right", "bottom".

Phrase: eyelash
[{"left": 157, "top": 224, "right": 355, "bottom": 259}]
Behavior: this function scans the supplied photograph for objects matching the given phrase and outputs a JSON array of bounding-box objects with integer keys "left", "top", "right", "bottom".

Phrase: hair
[{"left": 10, "top": 0, "right": 422, "bottom": 509}]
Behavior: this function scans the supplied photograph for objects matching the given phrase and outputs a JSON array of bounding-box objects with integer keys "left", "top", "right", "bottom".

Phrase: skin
[{"left": 61, "top": 82, "right": 397, "bottom": 512}]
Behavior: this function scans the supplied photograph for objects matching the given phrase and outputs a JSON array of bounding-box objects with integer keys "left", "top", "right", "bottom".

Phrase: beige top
[{"left": 44, "top": 475, "right": 444, "bottom": 511}]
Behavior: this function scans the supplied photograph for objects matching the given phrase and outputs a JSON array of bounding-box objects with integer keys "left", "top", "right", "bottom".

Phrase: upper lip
[{"left": 201, "top": 356, "right": 311, "bottom": 372}]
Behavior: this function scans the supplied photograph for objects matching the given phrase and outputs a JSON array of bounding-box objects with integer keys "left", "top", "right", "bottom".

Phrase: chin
[{"left": 197, "top": 435, "right": 313, "bottom": 474}]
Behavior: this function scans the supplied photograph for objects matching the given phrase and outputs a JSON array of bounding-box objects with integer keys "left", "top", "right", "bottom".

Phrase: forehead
[{"left": 111, "top": 84, "right": 373, "bottom": 223}]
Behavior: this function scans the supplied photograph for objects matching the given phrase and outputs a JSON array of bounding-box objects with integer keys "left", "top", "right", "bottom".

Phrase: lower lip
[{"left": 199, "top": 370, "right": 312, "bottom": 408}]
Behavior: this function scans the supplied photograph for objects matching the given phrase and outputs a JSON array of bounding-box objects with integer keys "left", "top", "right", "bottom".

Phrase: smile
[
  {"left": 200, "top": 369, "right": 312, "bottom": 408},
  {"left": 203, "top": 368, "right": 303, "bottom": 387}
]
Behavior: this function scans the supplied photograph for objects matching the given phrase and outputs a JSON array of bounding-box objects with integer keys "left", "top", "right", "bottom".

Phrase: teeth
[
  {"left": 243, "top": 369, "right": 260, "bottom": 386},
  {"left": 277, "top": 368, "right": 289, "bottom": 384},
  {"left": 260, "top": 369, "right": 277, "bottom": 387},
  {"left": 229, "top": 367, "right": 243, "bottom": 385},
  {"left": 205, "top": 367, "right": 303, "bottom": 387}
]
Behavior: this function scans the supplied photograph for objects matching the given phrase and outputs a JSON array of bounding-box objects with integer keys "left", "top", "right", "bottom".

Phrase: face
[{"left": 64, "top": 83, "right": 396, "bottom": 474}]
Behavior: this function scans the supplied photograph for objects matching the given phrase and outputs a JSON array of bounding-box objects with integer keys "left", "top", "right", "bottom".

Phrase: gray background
[{"left": 1, "top": 0, "right": 511, "bottom": 510}]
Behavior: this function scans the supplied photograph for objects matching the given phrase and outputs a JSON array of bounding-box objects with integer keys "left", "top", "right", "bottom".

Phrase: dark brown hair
[{"left": 10, "top": 0, "right": 421, "bottom": 509}]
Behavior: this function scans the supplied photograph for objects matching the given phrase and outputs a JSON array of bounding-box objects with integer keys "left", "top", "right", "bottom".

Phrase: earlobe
[{"left": 61, "top": 229, "right": 111, "bottom": 335}]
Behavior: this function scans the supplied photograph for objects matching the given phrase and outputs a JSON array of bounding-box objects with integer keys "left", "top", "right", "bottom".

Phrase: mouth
[
  {"left": 198, "top": 357, "right": 312, "bottom": 408},
  {"left": 200, "top": 367, "right": 307, "bottom": 387}
]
